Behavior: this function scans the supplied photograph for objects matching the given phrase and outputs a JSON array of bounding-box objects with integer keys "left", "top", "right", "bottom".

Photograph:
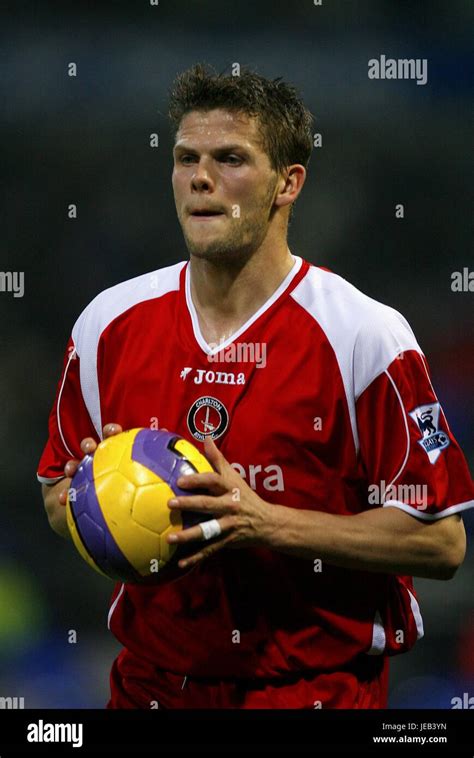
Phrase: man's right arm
[
  {"left": 42, "top": 478, "right": 72, "bottom": 540},
  {"left": 40, "top": 422, "right": 124, "bottom": 541}
]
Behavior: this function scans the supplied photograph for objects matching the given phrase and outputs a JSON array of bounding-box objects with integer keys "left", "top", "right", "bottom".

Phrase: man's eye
[
  {"left": 222, "top": 155, "right": 242, "bottom": 165},
  {"left": 180, "top": 155, "right": 196, "bottom": 165}
]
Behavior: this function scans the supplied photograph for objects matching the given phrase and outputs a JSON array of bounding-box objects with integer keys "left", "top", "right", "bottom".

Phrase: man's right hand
[
  {"left": 42, "top": 423, "right": 169, "bottom": 539},
  {"left": 57, "top": 423, "right": 124, "bottom": 506},
  {"left": 42, "top": 423, "right": 123, "bottom": 539}
]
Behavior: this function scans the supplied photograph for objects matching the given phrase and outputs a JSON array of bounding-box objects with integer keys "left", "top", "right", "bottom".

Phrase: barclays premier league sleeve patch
[{"left": 409, "top": 403, "right": 450, "bottom": 464}]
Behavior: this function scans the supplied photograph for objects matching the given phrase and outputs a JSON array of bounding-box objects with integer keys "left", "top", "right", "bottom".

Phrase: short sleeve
[
  {"left": 37, "top": 336, "right": 99, "bottom": 483},
  {"left": 356, "top": 349, "right": 474, "bottom": 520}
]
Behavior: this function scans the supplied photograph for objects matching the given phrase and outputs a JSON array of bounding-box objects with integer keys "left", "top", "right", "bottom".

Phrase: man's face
[{"left": 172, "top": 109, "right": 280, "bottom": 263}]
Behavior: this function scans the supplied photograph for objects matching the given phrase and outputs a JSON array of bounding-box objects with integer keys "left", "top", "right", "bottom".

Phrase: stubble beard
[{"left": 180, "top": 180, "right": 278, "bottom": 267}]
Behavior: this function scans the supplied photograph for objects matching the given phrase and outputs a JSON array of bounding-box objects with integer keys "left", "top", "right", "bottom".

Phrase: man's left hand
[{"left": 166, "top": 437, "right": 273, "bottom": 568}]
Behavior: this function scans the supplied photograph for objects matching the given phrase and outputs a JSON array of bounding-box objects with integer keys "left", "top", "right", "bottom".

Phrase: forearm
[
  {"left": 263, "top": 503, "right": 460, "bottom": 580},
  {"left": 42, "top": 479, "right": 72, "bottom": 540}
]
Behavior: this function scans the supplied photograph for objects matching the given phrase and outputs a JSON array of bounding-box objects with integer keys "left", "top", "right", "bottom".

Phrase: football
[{"left": 65, "top": 428, "right": 214, "bottom": 583}]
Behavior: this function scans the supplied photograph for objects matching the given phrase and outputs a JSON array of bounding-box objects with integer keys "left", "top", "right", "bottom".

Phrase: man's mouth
[{"left": 189, "top": 209, "right": 225, "bottom": 217}]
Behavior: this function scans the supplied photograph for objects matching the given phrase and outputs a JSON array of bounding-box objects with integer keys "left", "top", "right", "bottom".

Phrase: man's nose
[{"left": 191, "top": 159, "right": 214, "bottom": 191}]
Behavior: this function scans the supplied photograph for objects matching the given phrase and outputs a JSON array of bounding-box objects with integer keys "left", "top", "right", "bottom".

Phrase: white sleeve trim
[
  {"left": 367, "top": 609, "right": 386, "bottom": 655},
  {"left": 383, "top": 499, "right": 474, "bottom": 520},
  {"left": 384, "top": 369, "right": 411, "bottom": 490},
  {"left": 107, "top": 582, "right": 125, "bottom": 630},
  {"left": 406, "top": 588, "right": 424, "bottom": 640},
  {"left": 37, "top": 474, "right": 66, "bottom": 485},
  {"left": 56, "top": 347, "right": 77, "bottom": 458}
]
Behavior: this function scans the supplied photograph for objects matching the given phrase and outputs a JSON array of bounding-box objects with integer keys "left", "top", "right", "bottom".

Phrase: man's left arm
[
  {"left": 261, "top": 501, "right": 466, "bottom": 580},
  {"left": 167, "top": 437, "right": 467, "bottom": 579}
]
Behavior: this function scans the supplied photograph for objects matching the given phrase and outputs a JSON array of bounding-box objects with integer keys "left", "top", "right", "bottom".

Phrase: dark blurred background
[{"left": 1, "top": 0, "right": 473, "bottom": 708}]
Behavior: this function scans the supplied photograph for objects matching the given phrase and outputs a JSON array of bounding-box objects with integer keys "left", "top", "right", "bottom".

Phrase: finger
[
  {"left": 176, "top": 471, "right": 224, "bottom": 494},
  {"left": 167, "top": 515, "right": 231, "bottom": 546},
  {"left": 58, "top": 486, "right": 70, "bottom": 506},
  {"left": 178, "top": 549, "right": 207, "bottom": 569},
  {"left": 203, "top": 436, "right": 227, "bottom": 474},
  {"left": 167, "top": 524, "right": 207, "bottom": 545},
  {"left": 178, "top": 532, "right": 235, "bottom": 569},
  {"left": 103, "top": 423, "right": 123, "bottom": 438},
  {"left": 80, "top": 437, "right": 97, "bottom": 455},
  {"left": 64, "top": 459, "right": 80, "bottom": 478},
  {"left": 168, "top": 493, "right": 228, "bottom": 513}
]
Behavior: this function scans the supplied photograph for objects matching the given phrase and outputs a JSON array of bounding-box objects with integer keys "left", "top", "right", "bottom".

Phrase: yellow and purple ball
[{"left": 65, "top": 428, "right": 214, "bottom": 583}]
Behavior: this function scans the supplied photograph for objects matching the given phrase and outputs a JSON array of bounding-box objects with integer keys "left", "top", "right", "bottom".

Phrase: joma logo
[{"left": 180, "top": 368, "right": 246, "bottom": 385}]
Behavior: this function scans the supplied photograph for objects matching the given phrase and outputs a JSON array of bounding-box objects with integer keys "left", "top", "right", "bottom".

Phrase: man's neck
[{"left": 188, "top": 243, "right": 295, "bottom": 347}]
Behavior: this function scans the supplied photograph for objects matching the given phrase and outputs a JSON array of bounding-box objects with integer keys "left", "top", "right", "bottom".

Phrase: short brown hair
[{"left": 168, "top": 63, "right": 314, "bottom": 176}]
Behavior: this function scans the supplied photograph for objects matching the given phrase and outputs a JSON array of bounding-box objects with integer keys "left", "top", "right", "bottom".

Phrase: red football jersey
[{"left": 37, "top": 256, "right": 474, "bottom": 678}]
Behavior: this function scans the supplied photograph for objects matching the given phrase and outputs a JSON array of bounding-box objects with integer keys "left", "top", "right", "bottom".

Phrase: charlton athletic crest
[
  {"left": 409, "top": 402, "right": 450, "bottom": 464},
  {"left": 187, "top": 396, "right": 229, "bottom": 441}
]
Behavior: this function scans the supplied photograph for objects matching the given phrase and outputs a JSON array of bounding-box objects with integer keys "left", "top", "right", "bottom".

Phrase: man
[{"left": 38, "top": 64, "right": 474, "bottom": 709}]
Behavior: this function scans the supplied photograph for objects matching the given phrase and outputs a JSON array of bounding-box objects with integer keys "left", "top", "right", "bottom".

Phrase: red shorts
[{"left": 106, "top": 648, "right": 389, "bottom": 709}]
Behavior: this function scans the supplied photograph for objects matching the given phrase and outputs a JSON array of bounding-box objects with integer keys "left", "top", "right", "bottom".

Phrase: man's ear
[{"left": 274, "top": 164, "right": 306, "bottom": 210}]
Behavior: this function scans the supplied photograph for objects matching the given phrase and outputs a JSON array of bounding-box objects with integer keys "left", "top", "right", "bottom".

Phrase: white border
[
  {"left": 407, "top": 588, "right": 424, "bottom": 640},
  {"left": 37, "top": 474, "right": 66, "bottom": 485},
  {"left": 107, "top": 582, "right": 125, "bottom": 630},
  {"left": 384, "top": 499, "right": 474, "bottom": 520},
  {"left": 56, "top": 347, "right": 76, "bottom": 457},
  {"left": 367, "top": 610, "right": 386, "bottom": 655},
  {"left": 384, "top": 368, "right": 411, "bottom": 488}
]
